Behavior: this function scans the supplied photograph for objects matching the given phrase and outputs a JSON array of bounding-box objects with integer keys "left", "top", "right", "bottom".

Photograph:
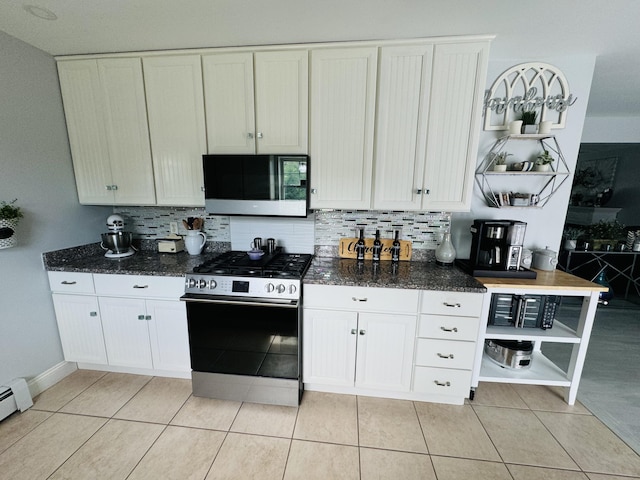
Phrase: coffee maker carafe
[{"left": 469, "top": 219, "right": 527, "bottom": 272}]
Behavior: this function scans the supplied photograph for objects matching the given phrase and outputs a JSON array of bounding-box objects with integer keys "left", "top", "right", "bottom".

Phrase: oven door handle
[{"left": 180, "top": 295, "right": 299, "bottom": 309}]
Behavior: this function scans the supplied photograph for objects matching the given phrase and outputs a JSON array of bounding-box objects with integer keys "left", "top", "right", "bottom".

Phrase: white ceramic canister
[
  {"left": 532, "top": 246, "right": 558, "bottom": 271},
  {"left": 185, "top": 231, "right": 206, "bottom": 255}
]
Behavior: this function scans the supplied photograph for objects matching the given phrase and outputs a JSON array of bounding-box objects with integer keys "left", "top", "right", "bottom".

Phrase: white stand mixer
[{"left": 100, "top": 214, "right": 136, "bottom": 258}]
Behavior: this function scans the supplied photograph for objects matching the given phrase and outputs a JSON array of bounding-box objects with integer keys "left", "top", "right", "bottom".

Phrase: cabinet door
[
  {"left": 303, "top": 308, "right": 358, "bottom": 386},
  {"left": 99, "top": 297, "right": 153, "bottom": 369},
  {"left": 144, "top": 55, "right": 207, "bottom": 206},
  {"left": 355, "top": 312, "right": 416, "bottom": 392},
  {"left": 309, "top": 47, "right": 377, "bottom": 209},
  {"left": 373, "top": 45, "right": 433, "bottom": 211},
  {"left": 146, "top": 300, "right": 190, "bottom": 372},
  {"left": 422, "top": 41, "right": 490, "bottom": 211},
  {"left": 52, "top": 294, "right": 107, "bottom": 364},
  {"left": 98, "top": 58, "right": 156, "bottom": 205},
  {"left": 57, "top": 60, "right": 114, "bottom": 205},
  {"left": 203, "top": 52, "right": 256, "bottom": 154},
  {"left": 254, "top": 50, "right": 308, "bottom": 154}
]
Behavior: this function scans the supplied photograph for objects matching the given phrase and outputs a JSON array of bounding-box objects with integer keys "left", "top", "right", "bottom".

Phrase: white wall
[
  {"left": 0, "top": 31, "right": 111, "bottom": 386},
  {"left": 582, "top": 116, "right": 640, "bottom": 143},
  {"left": 452, "top": 55, "right": 597, "bottom": 259}
]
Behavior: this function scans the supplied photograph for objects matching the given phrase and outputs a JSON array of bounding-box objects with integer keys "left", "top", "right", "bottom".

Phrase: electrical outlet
[{"left": 169, "top": 222, "right": 179, "bottom": 235}]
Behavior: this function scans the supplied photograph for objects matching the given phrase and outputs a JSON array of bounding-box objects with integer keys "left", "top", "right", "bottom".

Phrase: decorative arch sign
[{"left": 483, "top": 62, "right": 577, "bottom": 131}]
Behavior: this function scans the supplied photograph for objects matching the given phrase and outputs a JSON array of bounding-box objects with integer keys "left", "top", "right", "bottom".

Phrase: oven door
[{"left": 181, "top": 294, "right": 302, "bottom": 405}]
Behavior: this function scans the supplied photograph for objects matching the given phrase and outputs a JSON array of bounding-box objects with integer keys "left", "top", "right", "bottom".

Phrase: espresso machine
[{"left": 466, "top": 219, "right": 536, "bottom": 278}]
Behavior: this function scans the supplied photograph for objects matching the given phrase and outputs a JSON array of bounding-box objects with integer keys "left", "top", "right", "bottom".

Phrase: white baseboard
[{"left": 27, "top": 361, "right": 77, "bottom": 399}]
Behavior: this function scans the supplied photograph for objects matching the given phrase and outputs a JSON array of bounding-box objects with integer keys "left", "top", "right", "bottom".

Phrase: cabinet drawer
[
  {"left": 415, "top": 338, "right": 475, "bottom": 370},
  {"left": 420, "top": 290, "right": 483, "bottom": 317},
  {"left": 304, "top": 284, "right": 419, "bottom": 314},
  {"left": 418, "top": 314, "right": 480, "bottom": 342},
  {"left": 48, "top": 272, "right": 95, "bottom": 294},
  {"left": 94, "top": 274, "right": 185, "bottom": 299},
  {"left": 413, "top": 366, "right": 472, "bottom": 398}
]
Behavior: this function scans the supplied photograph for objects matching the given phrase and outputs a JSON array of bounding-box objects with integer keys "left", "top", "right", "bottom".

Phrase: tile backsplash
[{"left": 113, "top": 207, "right": 451, "bottom": 254}]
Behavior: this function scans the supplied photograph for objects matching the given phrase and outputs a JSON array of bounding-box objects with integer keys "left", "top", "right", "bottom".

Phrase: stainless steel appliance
[
  {"left": 181, "top": 250, "right": 314, "bottom": 406},
  {"left": 203, "top": 154, "right": 309, "bottom": 217},
  {"left": 462, "top": 219, "right": 535, "bottom": 278},
  {"left": 488, "top": 293, "right": 561, "bottom": 329},
  {"left": 100, "top": 214, "right": 136, "bottom": 258},
  {"left": 485, "top": 339, "right": 533, "bottom": 369}
]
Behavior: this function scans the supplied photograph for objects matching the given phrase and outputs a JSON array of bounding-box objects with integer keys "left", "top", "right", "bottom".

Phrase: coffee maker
[{"left": 467, "top": 219, "right": 534, "bottom": 278}]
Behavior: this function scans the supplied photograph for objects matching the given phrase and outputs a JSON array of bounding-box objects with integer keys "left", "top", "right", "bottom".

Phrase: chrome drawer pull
[
  {"left": 61, "top": 281, "right": 77, "bottom": 285},
  {"left": 351, "top": 329, "right": 357, "bottom": 335},
  {"left": 434, "top": 380, "right": 451, "bottom": 387},
  {"left": 440, "top": 326, "right": 458, "bottom": 333},
  {"left": 443, "top": 302, "right": 461, "bottom": 308},
  {"left": 90, "top": 311, "right": 97, "bottom": 317},
  {"left": 352, "top": 297, "right": 368, "bottom": 302},
  {"left": 437, "top": 353, "right": 454, "bottom": 359},
  {"left": 359, "top": 329, "right": 366, "bottom": 335},
  {"left": 133, "top": 285, "right": 149, "bottom": 289}
]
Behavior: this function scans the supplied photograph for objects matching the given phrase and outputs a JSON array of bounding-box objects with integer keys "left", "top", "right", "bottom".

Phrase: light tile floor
[{"left": 1, "top": 370, "right": 640, "bottom": 480}]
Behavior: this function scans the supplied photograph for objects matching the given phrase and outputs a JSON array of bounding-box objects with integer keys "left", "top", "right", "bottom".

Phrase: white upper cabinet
[
  {"left": 373, "top": 45, "right": 434, "bottom": 211},
  {"left": 309, "top": 47, "right": 378, "bottom": 209},
  {"left": 422, "top": 41, "right": 490, "bottom": 211},
  {"left": 203, "top": 50, "right": 308, "bottom": 154},
  {"left": 143, "top": 55, "right": 207, "bottom": 206},
  {"left": 58, "top": 58, "right": 156, "bottom": 205}
]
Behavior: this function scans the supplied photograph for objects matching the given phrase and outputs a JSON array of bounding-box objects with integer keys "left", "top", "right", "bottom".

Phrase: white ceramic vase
[
  {"left": 185, "top": 230, "right": 206, "bottom": 255},
  {"left": 435, "top": 232, "right": 456, "bottom": 266}
]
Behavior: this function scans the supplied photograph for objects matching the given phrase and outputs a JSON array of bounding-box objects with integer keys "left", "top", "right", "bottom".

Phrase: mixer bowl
[{"left": 101, "top": 232, "right": 133, "bottom": 253}]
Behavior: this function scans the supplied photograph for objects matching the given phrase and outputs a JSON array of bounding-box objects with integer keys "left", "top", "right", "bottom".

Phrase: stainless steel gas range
[{"left": 181, "top": 250, "right": 313, "bottom": 406}]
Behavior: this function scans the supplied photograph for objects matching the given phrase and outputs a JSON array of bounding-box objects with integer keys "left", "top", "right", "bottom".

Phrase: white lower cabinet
[
  {"left": 49, "top": 272, "right": 190, "bottom": 376},
  {"left": 303, "top": 284, "right": 418, "bottom": 395},
  {"left": 413, "top": 290, "right": 484, "bottom": 402},
  {"left": 51, "top": 293, "right": 107, "bottom": 364}
]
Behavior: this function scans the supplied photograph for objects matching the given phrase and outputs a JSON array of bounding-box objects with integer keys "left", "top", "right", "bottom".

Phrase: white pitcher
[{"left": 185, "top": 230, "right": 206, "bottom": 255}]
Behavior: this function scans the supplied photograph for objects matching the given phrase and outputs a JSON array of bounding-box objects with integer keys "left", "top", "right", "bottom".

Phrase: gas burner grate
[{"left": 193, "top": 251, "right": 313, "bottom": 279}]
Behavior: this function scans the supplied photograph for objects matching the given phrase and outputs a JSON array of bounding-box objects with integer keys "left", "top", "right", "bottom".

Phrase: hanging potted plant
[
  {"left": 535, "top": 150, "right": 555, "bottom": 172},
  {"left": 0, "top": 199, "right": 23, "bottom": 249},
  {"left": 519, "top": 110, "right": 538, "bottom": 134}
]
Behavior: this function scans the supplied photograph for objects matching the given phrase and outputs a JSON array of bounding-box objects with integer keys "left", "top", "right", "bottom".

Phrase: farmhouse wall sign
[{"left": 483, "top": 62, "right": 577, "bottom": 131}]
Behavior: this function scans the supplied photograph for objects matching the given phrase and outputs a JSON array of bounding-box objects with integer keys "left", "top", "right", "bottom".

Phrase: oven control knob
[
  {"left": 265, "top": 283, "right": 275, "bottom": 293},
  {"left": 276, "top": 284, "right": 286, "bottom": 294},
  {"left": 188, "top": 278, "right": 197, "bottom": 288},
  {"left": 198, "top": 279, "right": 207, "bottom": 289},
  {"left": 208, "top": 280, "right": 217, "bottom": 289},
  {"left": 289, "top": 284, "right": 297, "bottom": 295}
]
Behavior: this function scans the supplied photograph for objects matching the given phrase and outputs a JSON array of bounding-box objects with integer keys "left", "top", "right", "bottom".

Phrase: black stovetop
[{"left": 193, "top": 250, "right": 313, "bottom": 278}]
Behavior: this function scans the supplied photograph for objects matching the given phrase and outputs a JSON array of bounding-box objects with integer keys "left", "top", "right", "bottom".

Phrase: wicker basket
[{"left": 0, "top": 219, "right": 18, "bottom": 249}]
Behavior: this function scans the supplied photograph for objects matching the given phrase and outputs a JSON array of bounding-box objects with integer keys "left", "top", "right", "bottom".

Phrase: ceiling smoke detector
[{"left": 23, "top": 5, "right": 58, "bottom": 21}]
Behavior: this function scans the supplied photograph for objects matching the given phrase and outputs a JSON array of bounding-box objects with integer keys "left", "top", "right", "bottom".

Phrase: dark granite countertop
[
  {"left": 42, "top": 241, "right": 229, "bottom": 277},
  {"left": 303, "top": 257, "right": 486, "bottom": 293}
]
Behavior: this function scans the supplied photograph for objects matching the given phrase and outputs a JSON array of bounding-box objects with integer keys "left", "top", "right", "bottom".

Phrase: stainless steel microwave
[{"left": 203, "top": 154, "right": 309, "bottom": 217}]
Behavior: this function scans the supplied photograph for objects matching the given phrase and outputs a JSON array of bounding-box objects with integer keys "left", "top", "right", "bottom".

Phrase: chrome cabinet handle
[
  {"left": 257, "top": 132, "right": 263, "bottom": 139},
  {"left": 443, "top": 302, "right": 461, "bottom": 308},
  {"left": 145, "top": 315, "right": 151, "bottom": 321},
  {"left": 359, "top": 329, "right": 366, "bottom": 335},
  {"left": 351, "top": 329, "right": 357, "bottom": 335},
  {"left": 310, "top": 188, "right": 317, "bottom": 194},
  {"left": 61, "top": 281, "right": 77, "bottom": 285},
  {"left": 90, "top": 311, "right": 97, "bottom": 317},
  {"left": 352, "top": 297, "right": 368, "bottom": 302},
  {"left": 138, "top": 315, "right": 145, "bottom": 320},
  {"left": 424, "top": 188, "right": 430, "bottom": 195},
  {"left": 437, "top": 353, "right": 454, "bottom": 359},
  {"left": 247, "top": 132, "right": 254, "bottom": 139},
  {"left": 440, "top": 326, "right": 458, "bottom": 333},
  {"left": 434, "top": 380, "right": 451, "bottom": 387},
  {"left": 133, "top": 285, "right": 148, "bottom": 289},
  {"left": 416, "top": 188, "right": 423, "bottom": 195}
]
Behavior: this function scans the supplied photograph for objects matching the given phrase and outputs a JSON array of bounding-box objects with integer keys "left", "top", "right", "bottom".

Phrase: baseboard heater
[{"left": 0, "top": 378, "right": 33, "bottom": 422}]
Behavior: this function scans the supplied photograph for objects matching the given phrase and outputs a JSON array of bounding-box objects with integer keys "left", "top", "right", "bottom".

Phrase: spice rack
[{"left": 475, "top": 134, "right": 571, "bottom": 208}]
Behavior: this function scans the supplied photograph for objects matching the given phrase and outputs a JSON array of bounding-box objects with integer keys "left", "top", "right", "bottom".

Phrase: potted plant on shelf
[
  {"left": 491, "top": 152, "right": 511, "bottom": 172},
  {"left": 562, "top": 226, "right": 585, "bottom": 251},
  {"left": 588, "top": 220, "right": 625, "bottom": 251},
  {"left": 519, "top": 110, "right": 538, "bottom": 134},
  {"left": 0, "top": 198, "right": 23, "bottom": 249},
  {"left": 535, "top": 150, "right": 554, "bottom": 171}
]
